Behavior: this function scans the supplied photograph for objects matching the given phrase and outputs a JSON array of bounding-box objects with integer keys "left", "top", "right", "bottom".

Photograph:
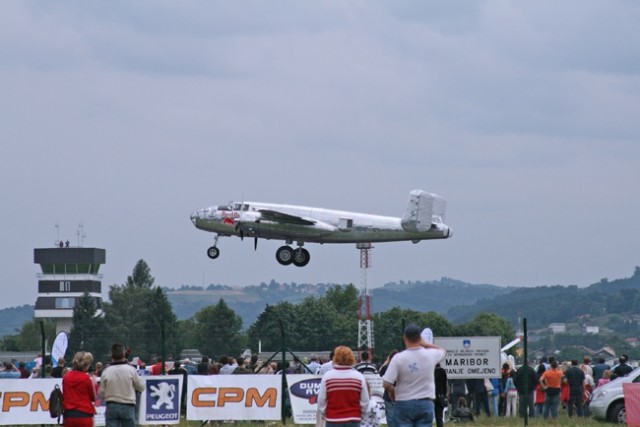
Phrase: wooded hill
[
  {"left": 2, "top": 266, "right": 639, "bottom": 338},
  {"left": 446, "top": 267, "right": 640, "bottom": 330},
  {"left": 163, "top": 277, "right": 513, "bottom": 328}
]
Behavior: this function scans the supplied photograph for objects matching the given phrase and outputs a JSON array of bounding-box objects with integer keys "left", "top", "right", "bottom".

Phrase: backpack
[{"left": 48, "top": 384, "right": 63, "bottom": 424}]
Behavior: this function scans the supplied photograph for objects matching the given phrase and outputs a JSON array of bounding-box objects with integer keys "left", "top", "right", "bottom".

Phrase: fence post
[
  {"left": 161, "top": 321, "right": 166, "bottom": 375},
  {"left": 280, "top": 319, "right": 288, "bottom": 424},
  {"left": 40, "top": 321, "right": 46, "bottom": 379}
]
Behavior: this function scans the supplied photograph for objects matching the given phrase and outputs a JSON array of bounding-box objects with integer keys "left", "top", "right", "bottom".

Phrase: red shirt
[
  {"left": 62, "top": 370, "right": 96, "bottom": 415},
  {"left": 150, "top": 362, "right": 163, "bottom": 375}
]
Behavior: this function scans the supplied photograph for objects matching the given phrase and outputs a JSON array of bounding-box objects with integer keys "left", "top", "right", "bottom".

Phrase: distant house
[
  {"left": 592, "top": 347, "right": 617, "bottom": 361},
  {"left": 625, "top": 338, "right": 639, "bottom": 348},
  {"left": 549, "top": 323, "right": 566, "bottom": 334},
  {"left": 585, "top": 326, "right": 600, "bottom": 334}
]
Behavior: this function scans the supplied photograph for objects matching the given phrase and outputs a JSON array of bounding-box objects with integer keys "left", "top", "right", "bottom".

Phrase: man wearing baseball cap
[{"left": 382, "top": 324, "right": 446, "bottom": 427}]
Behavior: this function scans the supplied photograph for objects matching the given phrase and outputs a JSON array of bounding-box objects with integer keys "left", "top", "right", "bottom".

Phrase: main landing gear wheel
[
  {"left": 292, "top": 248, "right": 310, "bottom": 267},
  {"left": 276, "top": 246, "right": 294, "bottom": 265},
  {"left": 207, "top": 246, "right": 220, "bottom": 259}
]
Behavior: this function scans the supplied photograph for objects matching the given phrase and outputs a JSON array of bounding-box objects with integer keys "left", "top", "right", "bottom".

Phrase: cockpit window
[
  {"left": 232, "top": 203, "right": 250, "bottom": 211},
  {"left": 218, "top": 205, "right": 231, "bottom": 211}
]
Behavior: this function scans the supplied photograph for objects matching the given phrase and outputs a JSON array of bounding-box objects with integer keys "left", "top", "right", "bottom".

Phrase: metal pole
[
  {"left": 40, "top": 323, "right": 45, "bottom": 427},
  {"left": 523, "top": 318, "right": 529, "bottom": 427},
  {"left": 161, "top": 321, "right": 166, "bottom": 375},
  {"left": 40, "top": 321, "right": 46, "bottom": 379},
  {"left": 280, "top": 319, "right": 287, "bottom": 424}
]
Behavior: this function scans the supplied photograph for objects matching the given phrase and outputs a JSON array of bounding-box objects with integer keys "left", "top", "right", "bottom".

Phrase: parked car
[{"left": 590, "top": 367, "right": 640, "bottom": 423}]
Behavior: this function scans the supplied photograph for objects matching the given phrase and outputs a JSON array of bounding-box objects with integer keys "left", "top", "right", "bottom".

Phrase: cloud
[{"left": 0, "top": 1, "right": 639, "bottom": 310}]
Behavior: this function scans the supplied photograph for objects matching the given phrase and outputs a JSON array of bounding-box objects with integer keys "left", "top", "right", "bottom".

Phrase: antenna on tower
[{"left": 77, "top": 222, "right": 86, "bottom": 247}]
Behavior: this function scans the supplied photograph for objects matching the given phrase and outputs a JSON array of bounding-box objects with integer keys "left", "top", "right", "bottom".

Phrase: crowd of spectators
[
  {"left": 1, "top": 348, "right": 637, "bottom": 425},
  {"left": 443, "top": 354, "right": 636, "bottom": 421}
]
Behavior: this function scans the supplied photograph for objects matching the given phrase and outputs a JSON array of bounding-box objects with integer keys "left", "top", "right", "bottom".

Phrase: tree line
[{"left": 0, "top": 260, "right": 516, "bottom": 363}]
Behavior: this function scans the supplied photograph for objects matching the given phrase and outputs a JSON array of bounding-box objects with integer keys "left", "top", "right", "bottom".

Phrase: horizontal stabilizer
[{"left": 401, "top": 190, "right": 446, "bottom": 232}]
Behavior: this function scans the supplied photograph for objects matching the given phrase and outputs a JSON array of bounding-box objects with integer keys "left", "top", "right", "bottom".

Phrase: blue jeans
[
  {"left": 394, "top": 399, "right": 435, "bottom": 427},
  {"left": 489, "top": 394, "right": 499, "bottom": 416},
  {"left": 326, "top": 422, "right": 360, "bottom": 427},
  {"left": 384, "top": 399, "right": 396, "bottom": 427},
  {"left": 105, "top": 402, "right": 137, "bottom": 427},
  {"left": 543, "top": 393, "right": 560, "bottom": 419}
]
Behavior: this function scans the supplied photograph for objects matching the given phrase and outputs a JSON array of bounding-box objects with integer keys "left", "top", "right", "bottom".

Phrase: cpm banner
[
  {"left": 187, "top": 374, "right": 281, "bottom": 421},
  {"left": 0, "top": 376, "right": 183, "bottom": 426}
]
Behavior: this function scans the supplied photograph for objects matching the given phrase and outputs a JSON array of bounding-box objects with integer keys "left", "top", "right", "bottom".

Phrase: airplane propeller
[{"left": 234, "top": 209, "right": 259, "bottom": 251}]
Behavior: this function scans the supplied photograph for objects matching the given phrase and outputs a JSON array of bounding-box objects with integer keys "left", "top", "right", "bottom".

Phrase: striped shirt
[{"left": 318, "top": 365, "right": 369, "bottom": 423}]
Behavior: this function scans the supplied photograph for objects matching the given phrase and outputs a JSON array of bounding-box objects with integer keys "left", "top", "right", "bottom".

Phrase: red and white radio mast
[{"left": 357, "top": 243, "right": 374, "bottom": 357}]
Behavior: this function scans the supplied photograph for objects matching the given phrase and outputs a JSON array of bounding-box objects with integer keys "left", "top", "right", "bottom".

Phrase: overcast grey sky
[{"left": 1, "top": 1, "right": 639, "bottom": 310}]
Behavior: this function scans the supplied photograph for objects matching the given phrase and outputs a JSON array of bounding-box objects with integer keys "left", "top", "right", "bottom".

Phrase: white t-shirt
[
  {"left": 319, "top": 361, "right": 334, "bottom": 376},
  {"left": 382, "top": 346, "right": 446, "bottom": 401}
]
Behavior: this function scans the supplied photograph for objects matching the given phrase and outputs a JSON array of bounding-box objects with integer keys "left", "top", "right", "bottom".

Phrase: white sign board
[
  {"left": 187, "top": 374, "right": 282, "bottom": 421},
  {"left": 0, "top": 376, "right": 183, "bottom": 426},
  {"left": 434, "top": 336, "right": 502, "bottom": 378}
]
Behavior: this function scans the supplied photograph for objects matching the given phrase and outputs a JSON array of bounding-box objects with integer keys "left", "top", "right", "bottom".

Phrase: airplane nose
[
  {"left": 190, "top": 210, "right": 200, "bottom": 226},
  {"left": 446, "top": 226, "right": 453, "bottom": 238}
]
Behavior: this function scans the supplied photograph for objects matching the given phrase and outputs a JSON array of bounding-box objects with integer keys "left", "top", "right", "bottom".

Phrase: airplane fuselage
[
  {"left": 191, "top": 190, "right": 452, "bottom": 266},
  {"left": 191, "top": 201, "right": 452, "bottom": 244}
]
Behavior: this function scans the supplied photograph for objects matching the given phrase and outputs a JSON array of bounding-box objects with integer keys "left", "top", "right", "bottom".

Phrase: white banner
[
  {"left": 288, "top": 373, "right": 387, "bottom": 425},
  {"left": 139, "top": 375, "right": 183, "bottom": 425},
  {"left": 187, "top": 375, "right": 282, "bottom": 421},
  {"left": 288, "top": 374, "right": 321, "bottom": 424},
  {"left": 0, "top": 376, "right": 183, "bottom": 426},
  {"left": 435, "top": 336, "right": 502, "bottom": 378},
  {"left": 0, "top": 378, "right": 60, "bottom": 425}
]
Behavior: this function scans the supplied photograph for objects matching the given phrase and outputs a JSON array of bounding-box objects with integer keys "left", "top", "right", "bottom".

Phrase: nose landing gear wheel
[
  {"left": 292, "top": 248, "right": 310, "bottom": 267},
  {"left": 207, "top": 246, "right": 220, "bottom": 259},
  {"left": 276, "top": 246, "right": 294, "bottom": 265}
]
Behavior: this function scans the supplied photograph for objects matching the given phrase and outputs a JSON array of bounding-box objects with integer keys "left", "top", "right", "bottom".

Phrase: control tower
[{"left": 34, "top": 247, "right": 105, "bottom": 334}]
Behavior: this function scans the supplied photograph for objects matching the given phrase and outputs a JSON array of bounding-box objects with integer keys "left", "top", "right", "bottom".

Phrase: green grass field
[
  {"left": 24, "top": 412, "right": 612, "bottom": 427},
  {"left": 173, "top": 414, "right": 608, "bottom": 427}
]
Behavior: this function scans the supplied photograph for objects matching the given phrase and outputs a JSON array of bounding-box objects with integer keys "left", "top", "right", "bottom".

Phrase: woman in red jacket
[
  {"left": 62, "top": 352, "right": 96, "bottom": 427},
  {"left": 317, "top": 346, "right": 369, "bottom": 427}
]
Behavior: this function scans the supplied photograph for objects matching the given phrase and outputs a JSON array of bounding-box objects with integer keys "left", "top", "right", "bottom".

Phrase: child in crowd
[
  {"left": 504, "top": 375, "right": 518, "bottom": 417},
  {"left": 360, "top": 384, "right": 384, "bottom": 427},
  {"left": 598, "top": 370, "right": 613, "bottom": 388},
  {"left": 451, "top": 397, "right": 474, "bottom": 423}
]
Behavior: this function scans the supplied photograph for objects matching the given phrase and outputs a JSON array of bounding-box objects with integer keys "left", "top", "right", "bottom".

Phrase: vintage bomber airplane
[{"left": 190, "top": 189, "right": 453, "bottom": 267}]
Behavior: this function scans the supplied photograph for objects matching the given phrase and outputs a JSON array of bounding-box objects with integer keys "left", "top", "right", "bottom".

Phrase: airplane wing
[{"left": 258, "top": 209, "right": 316, "bottom": 226}]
